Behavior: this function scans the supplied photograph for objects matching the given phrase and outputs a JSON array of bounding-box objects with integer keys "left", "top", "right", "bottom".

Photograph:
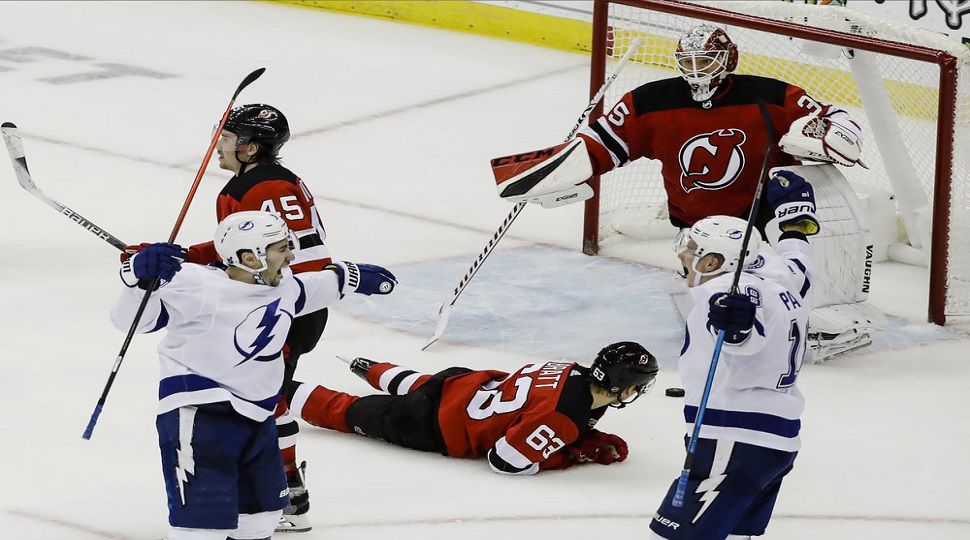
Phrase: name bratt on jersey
[{"left": 678, "top": 128, "right": 747, "bottom": 193}]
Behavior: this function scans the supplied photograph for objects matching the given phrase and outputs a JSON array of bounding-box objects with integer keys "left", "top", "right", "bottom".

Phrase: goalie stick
[
  {"left": 1, "top": 123, "right": 128, "bottom": 252},
  {"left": 421, "top": 38, "right": 643, "bottom": 350},
  {"left": 82, "top": 67, "right": 266, "bottom": 440},
  {"left": 672, "top": 101, "right": 776, "bottom": 508}
]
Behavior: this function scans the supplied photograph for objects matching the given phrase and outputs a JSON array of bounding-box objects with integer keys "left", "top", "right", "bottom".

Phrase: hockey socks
[
  {"left": 364, "top": 363, "right": 431, "bottom": 395},
  {"left": 285, "top": 381, "right": 357, "bottom": 433}
]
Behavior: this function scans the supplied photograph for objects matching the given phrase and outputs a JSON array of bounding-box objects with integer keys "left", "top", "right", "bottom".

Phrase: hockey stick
[
  {"left": 421, "top": 38, "right": 643, "bottom": 351},
  {"left": 672, "top": 101, "right": 775, "bottom": 507},
  {"left": 1, "top": 123, "right": 128, "bottom": 252},
  {"left": 82, "top": 67, "right": 266, "bottom": 440}
]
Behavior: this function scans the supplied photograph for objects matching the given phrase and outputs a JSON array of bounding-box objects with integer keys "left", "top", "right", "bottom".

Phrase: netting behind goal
[{"left": 583, "top": 0, "right": 970, "bottom": 324}]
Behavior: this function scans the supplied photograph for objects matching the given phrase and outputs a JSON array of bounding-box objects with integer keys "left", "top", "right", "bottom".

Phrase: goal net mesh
[{"left": 591, "top": 1, "right": 970, "bottom": 319}]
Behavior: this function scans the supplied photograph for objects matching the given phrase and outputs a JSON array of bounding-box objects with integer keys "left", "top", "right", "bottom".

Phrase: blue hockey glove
[
  {"left": 121, "top": 243, "right": 185, "bottom": 290},
  {"left": 708, "top": 292, "right": 756, "bottom": 344},
  {"left": 767, "top": 170, "right": 819, "bottom": 236},
  {"left": 327, "top": 261, "right": 396, "bottom": 296}
]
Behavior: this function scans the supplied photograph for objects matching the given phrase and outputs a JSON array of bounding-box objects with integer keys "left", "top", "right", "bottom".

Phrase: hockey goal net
[{"left": 583, "top": 0, "right": 970, "bottom": 325}]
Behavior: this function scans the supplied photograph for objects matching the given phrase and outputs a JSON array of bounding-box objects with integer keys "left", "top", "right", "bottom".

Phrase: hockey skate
[
  {"left": 349, "top": 357, "right": 378, "bottom": 380},
  {"left": 276, "top": 461, "right": 311, "bottom": 533}
]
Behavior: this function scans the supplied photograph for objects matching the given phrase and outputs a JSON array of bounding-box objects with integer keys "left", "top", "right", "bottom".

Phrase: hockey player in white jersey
[
  {"left": 649, "top": 170, "right": 816, "bottom": 539},
  {"left": 110, "top": 211, "right": 396, "bottom": 540}
]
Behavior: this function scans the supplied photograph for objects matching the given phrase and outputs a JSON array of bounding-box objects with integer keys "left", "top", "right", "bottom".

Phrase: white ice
[{"left": 1, "top": 2, "right": 968, "bottom": 539}]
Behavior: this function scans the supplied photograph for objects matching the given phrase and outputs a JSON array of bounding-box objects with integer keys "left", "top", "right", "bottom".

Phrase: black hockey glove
[{"left": 708, "top": 292, "right": 756, "bottom": 344}]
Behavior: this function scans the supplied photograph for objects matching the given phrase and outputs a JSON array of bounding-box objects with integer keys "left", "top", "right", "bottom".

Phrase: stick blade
[
  {"left": 421, "top": 302, "right": 453, "bottom": 351},
  {"left": 233, "top": 67, "right": 266, "bottom": 99},
  {"left": 2, "top": 124, "right": 35, "bottom": 191},
  {"left": 1, "top": 122, "right": 24, "bottom": 159}
]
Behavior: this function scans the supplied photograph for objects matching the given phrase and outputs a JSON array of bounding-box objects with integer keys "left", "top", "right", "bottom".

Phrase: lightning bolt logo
[
  {"left": 234, "top": 299, "right": 291, "bottom": 365},
  {"left": 691, "top": 440, "right": 734, "bottom": 524},
  {"left": 175, "top": 407, "right": 197, "bottom": 506}
]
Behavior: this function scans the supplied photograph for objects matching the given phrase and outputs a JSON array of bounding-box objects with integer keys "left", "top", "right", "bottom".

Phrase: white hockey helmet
[
  {"left": 674, "top": 24, "right": 739, "bottom": 102},
  {"left": 215, "top": 211, "right": 297, "bottom": 273},
  {"left": 677, "top": 215, "right": 760, "bottom": 279}
]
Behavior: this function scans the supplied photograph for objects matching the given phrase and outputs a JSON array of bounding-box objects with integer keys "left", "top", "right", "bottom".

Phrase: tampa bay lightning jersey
[
  {"left": 680, "top": 236, "right": 814, "bottom": 452},
  {"left": 110, "top": 264, "right": 341, "bottom": 421}
]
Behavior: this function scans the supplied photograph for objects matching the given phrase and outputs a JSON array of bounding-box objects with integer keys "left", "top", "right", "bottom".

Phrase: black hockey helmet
[
  {"left": 224, "top": 104, "right": 290, "bottom": 161},
  {"left": 590, "top": 341, "right": 659, "bottom": 408}
]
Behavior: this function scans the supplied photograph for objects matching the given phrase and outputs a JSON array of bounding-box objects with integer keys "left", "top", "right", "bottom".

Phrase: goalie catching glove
[
  {"left": 491, "top": 139, "right": 595, "bottom": 208},
  {"left": 768, "top": 170, "right": 820, "bottom": 236},
  {"left": 780, "top": 114, "right": 863, "bottom": 167},
  {"left": 326, "top": 261, "right": 397, "bottom": 297}
]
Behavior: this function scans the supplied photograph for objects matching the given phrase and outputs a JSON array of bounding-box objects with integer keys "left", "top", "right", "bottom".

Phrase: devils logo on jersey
[{"left": 679, "top": 128, "right": 747, "bottom": 193}]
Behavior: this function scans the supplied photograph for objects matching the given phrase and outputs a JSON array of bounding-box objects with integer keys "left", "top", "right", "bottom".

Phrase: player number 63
[{"left": 526, "top": 424, "right": 566, "bottom": 458}]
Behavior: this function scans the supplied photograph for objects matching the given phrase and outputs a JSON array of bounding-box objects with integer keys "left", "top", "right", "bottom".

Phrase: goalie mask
[
  {"left": 676, "top": 215, "right": 761, "bottom": 287},
  {"left": 675, "top": 24, "right": 739, "bottom": 102},
  {"left": 215, "top": 211, "right": 298, "bottom": 276},
  {"left": 590, "top": 342, "right": 659, "bottom": 409},
  {"left": 222, "top": 104, "right": 290, "bottom": 163}
]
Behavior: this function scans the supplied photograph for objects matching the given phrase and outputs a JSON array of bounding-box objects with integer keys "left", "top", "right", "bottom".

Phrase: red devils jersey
[
  {"left": 578, "top": 75, "right": 845, "bottom": 227},
  {"left": 436, "top": 361, "right": 604, "bottom": 475},
  {"left": 190, "top": 163, "right": 331, "bottom": 273}
]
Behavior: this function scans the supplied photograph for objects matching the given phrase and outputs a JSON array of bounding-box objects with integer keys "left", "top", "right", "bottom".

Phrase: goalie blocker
[{"left": 491, "top": 139, "right": 595, "bottom": 208}]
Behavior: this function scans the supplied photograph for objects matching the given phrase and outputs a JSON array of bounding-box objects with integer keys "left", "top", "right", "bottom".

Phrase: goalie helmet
[
  {"left": 678, "top": 215, "right": 761, "bottom": 282},
  {"left": 224, "top": 104, "right": 290, "bottom": 161},
  {"left": 674, "top": 24, "right": 739, "bottom": 102},
  {"left": 215, "top": 211, "right": 297, "bottom": 274},
  {"left": 589, "top": 342, "right": 659, "bottom": 408}
]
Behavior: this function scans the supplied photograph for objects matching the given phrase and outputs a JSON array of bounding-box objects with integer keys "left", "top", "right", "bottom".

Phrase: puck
[{"left": 665, "top": 387, "right": 685, "bottom": 398}]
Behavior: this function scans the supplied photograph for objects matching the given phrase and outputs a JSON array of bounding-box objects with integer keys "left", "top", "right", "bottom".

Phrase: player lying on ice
[
  {"left": 490, "top": 23, "right": 879, "bottom": 361},
  {"left": 110, "top": 210, "right": 395, "bottom": 540},
  {"left": 283, "top": 342, "right": 659, "bottom": 475}
]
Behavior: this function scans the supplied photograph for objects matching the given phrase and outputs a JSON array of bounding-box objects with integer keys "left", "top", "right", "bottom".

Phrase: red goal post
[{"left": 583, "top": 0, "right": 970, "bottom": 325}]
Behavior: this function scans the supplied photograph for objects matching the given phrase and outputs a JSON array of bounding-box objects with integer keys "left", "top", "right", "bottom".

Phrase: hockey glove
[
  {"left": 326, "top": 261, "right": 397, "bottom": 296},
  {"left": 708, "top": 292, "right": 756, "bottom": 344},
  {"left": 121, "top": 243, "right": 185, "bottom": 290},
  {"left": 568, "top": 429, "right": 629, "bottom": 465},
  {"left": 767, "top": 170, "right": 819, "bottom": 236}
]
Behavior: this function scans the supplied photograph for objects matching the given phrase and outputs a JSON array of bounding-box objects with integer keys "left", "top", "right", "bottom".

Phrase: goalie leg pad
[
  {"left": 492, "top": 138, "right": 594, "bottom": 202},
  {"left": 807, "top": 302, "right": 887, "bottom": 362}
]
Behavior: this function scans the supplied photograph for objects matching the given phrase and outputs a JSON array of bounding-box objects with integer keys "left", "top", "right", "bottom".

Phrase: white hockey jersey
[
  {"left": 680, "top": 236, "right": 814, "bottom": 452},
  {"left": 110, "top": 264, "right": 342, "bottom": 421}
]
